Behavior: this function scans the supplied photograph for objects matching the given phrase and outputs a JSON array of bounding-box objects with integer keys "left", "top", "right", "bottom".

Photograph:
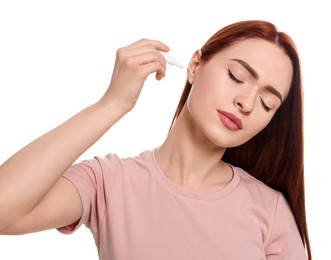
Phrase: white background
[{"left": 0, "top": 0, "right": 329, "bottom": 259}]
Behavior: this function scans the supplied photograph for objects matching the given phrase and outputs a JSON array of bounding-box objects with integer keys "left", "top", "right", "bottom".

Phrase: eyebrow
[{"left": 230, "top": 58, "right": 283, "bottom": 102}]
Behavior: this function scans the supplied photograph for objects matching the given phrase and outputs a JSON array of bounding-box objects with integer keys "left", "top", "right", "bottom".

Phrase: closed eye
[
  {"left": 228, "top": 69, "right": 244, "bottom": 84},
  {"left": 259, "top": 96, "right": 271, "bottom": 112}
]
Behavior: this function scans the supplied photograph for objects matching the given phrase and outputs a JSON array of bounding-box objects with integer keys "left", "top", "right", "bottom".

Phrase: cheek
[
  {"left": 186, "top": 81, "right": 217, "bottom": 129},
  {"left": 190, "top": 72, "right": 231, "bottom": 104},
  {"left": 186, "top": 84, "right": 204, "bottom": 117},
  {"left": 187, "top": 77, "right": 211, "bottom": 110},
  {"left": 248, "top": 113, "right": 274, "bottom": 137}
]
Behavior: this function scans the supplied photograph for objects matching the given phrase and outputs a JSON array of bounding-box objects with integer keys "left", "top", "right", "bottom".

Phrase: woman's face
[{"left": 186, "top": 38, "right": 293, "bottom": 148}]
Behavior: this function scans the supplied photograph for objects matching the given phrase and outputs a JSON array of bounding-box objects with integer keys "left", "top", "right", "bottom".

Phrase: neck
[{"left": 155, "top": 106, "right": 232, "bottom": 192}]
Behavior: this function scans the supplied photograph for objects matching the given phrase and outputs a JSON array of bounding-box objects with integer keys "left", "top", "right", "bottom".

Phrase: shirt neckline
[{"left": 146, "top": 149, "right": 240, "bottom": 201}]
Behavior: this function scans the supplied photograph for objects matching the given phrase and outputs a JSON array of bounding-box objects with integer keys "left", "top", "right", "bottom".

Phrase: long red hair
[{"left": 170, "top": 20, "right": 311, "bottom": 259}]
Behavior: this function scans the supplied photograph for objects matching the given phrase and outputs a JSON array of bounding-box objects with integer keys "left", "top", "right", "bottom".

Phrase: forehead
[{"left": 210, "top": 39, "right": 293, "bottom": 97}]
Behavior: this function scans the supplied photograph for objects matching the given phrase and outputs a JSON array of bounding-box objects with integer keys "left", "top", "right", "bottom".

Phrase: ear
[{"left": 187, "top": 49, "right": 202, "bottom": 84}]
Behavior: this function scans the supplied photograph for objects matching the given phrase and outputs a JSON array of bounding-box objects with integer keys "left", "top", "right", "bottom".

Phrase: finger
[
  {"left": 132, "top": 50, "right": 167, "bottom": 70},
  {"left": 116, "top": 45, "right": 167, "bottom": 70},
  {"left": 128, "top": 38, "right": 170, "bottom": 52},
  {"left": 120, "top": 50, "right": 167, "bottom": 77},
  {"left": 138, "top": 61, "right": 166, "bottom": 81}
]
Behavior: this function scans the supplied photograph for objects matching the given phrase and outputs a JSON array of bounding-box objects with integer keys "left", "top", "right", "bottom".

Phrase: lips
[{"left": 217, "top": 110, "right": 242, "bottom": 131}]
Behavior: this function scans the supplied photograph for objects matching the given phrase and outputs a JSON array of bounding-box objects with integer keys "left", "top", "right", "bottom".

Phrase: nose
[{"left": 234, "top": 91, "right": 255, "bottom": 114}]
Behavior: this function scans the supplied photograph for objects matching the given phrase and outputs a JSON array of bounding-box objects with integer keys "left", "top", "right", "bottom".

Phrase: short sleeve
[
  {"left": 57, "top": 154, "right": 118, "bottom": 238},
  {"left": 265, "top": 192, "right": 308, "bottom": 259}
]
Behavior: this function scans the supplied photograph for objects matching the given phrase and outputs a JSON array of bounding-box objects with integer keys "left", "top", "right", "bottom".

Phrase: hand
[{"left": 101, "top": 38, "right": 170, "bottom": 112}]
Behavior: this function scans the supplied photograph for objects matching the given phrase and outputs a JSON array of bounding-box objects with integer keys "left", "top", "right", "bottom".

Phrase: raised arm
[{"left": 0, "top": 39, "right": 169, "bottom": 234}]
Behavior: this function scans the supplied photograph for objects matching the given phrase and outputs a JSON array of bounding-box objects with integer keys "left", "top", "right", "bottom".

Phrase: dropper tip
[{"left": 162, "top": 52, "right": 184, "bottom": 69}]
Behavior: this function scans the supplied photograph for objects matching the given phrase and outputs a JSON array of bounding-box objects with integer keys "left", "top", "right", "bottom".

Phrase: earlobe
[{"left": 187, "top": 49, "right": 202, "bottom": 84}]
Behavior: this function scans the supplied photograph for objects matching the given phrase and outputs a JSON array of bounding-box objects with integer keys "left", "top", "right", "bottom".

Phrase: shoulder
[
  {"left": 106, "top": 149, "right": 154, "bottom": 174},
  {"left": 233, "top": 166, "right": 279, "bottom": 203},
  {"left": 94, "top": 150, "right": 155, "bottom": 183},
  {"left": 264, "top": 188, "right": 306, "bottom": 258},
  {"left": 232, "top": 167, "right": 306, "bottom": 258},
  {"left": 80, "top": 149, "right": 152, "bottom": 174}
]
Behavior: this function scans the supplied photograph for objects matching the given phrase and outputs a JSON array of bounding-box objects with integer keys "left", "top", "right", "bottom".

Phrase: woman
[{"left": 0, "top": 20, "right": 311, "bottom": 259}]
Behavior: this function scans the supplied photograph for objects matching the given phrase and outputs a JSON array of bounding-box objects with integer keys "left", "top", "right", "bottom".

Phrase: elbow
[
  {"left": 0, "top": 215, "right": 13, "bottom": 235},
  {"left": 0, "top": 216, "right": 23, "bottom": 235},
  {"left": 0, "top": 211, "right": 8, "bottom": 233},
  {"left": 0, "top": 211, "right": 45, "bottom": 235},
  {"left": 0, "top": 222, "right": 25, "bottom": 235},
  {"left": 0, "top": 206, "right": 15, "bottom": 234},
  {"left": 0, "top": 220, "right": 10, "bottom": 235}
]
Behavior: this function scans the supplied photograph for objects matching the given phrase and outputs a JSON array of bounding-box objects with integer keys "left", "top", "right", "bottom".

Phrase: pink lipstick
[{"left": 217, "top": 110, "right": 242, "bottom": 131}]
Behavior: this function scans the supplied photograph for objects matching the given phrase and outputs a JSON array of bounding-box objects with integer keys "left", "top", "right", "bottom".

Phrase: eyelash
[
  {"left": 228, "top": 69, "right": 272, "bottom": 112},
  {"left": 228, "top": 69, "right": 244, "bottom": 84},
  {"left": 259, "top": 97, "right": 271, "bottom": 112}
]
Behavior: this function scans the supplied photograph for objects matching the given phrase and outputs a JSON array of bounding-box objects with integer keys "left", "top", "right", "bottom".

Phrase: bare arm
[{"left": 0, "top": 39, "right": 169, "bottom": 234}]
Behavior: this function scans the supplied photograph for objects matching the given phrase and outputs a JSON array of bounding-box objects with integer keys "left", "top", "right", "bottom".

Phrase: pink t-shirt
[{"left": 58, "top": 150, "right": 307, "bottom": 259}]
